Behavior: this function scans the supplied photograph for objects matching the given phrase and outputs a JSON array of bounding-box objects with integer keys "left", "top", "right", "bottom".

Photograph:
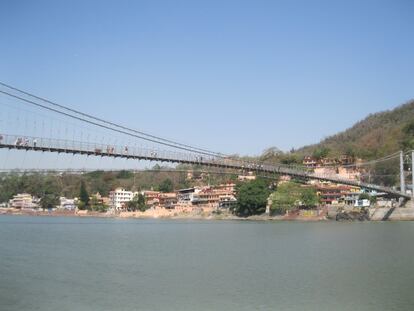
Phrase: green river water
[{"left": 0, "top": 216, "right": 413, "bottom": 310}]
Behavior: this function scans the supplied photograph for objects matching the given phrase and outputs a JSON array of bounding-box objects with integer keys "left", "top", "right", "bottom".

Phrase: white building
[
  {"left": 59, "top": 197, "right": 77, "bottom": 210},
  {"left": 9, "top": 193, "right": 38, "bottom": 209},
  {"left": 109, "top": 188, "right": 137, "bottom": 210}
]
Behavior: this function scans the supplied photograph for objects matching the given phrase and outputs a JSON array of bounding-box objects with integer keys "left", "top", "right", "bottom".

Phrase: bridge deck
[{"left": 0, "top": 134, "right": 409, "bottom": 199}]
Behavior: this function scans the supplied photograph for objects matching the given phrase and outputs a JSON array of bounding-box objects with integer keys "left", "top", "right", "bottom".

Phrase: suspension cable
[
  {"left": 0, "top": 81, "right": 226, "bottom": 157},
  {"left": 0, "top": 89, "right": 223, "bottom": 158}
]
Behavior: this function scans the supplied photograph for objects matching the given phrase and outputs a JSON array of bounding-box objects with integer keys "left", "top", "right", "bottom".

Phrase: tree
[
  {"left": 127, "top": 193, "right": 147, "bottom": 211},
  {"left": 260, "top": 147, "right": 282, "bottom": 161},
  {"left": 39, "top": 177, "right": 61, "bottom": 210},
  {"left": 344, "top": 145, "right": 356, "bottom": 158},
  {"left": 79, "top": 180, "right": 90, "bottom": 208},
  {"left": 312, "top": 147, "right": 330, "bottom": 160},
  {"left": 279, "top": 154, "right": 301, "bottom": 165},
  {"left": 116, "top": 170, "right": 133, "bottom": 179},
  {"left": 371, "top": 158, "right": 398, "bottom": 187},
  {"left": 300, "top": 187, "right": 319, "bottom": 208},
  {"left": 233, "top": 179, "right": 271, "bottom": 217},
  {"left": 358, "top": 192, "right": 376, "bottom": 204},
  {"left": 270, "top": 182, "right": 301, "bottom": 215},
  {"left": 89, "top": 195, "right": 108, "bottom": 212},
  {"left": 358, "top": 193, "right": 370, "bottom": 200},
  {"left": 159, "top": 178, "right": 174, "bottom": 193},
  {"left": 40, "top": 193, "right": 59, "bottom": 210},
  {"left": 270, "top": 182, "right": 318, "bottom": 215},
  {"left": 402, "top": 120, "right": 414, "bottom": 150}
]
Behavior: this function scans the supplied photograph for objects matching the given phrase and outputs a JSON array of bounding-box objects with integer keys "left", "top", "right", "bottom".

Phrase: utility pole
[{"left": 400, "top": 150, "right": 406, "bottom": 194}]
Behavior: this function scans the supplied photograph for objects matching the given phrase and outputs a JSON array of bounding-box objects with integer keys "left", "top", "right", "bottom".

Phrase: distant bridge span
[{"left": 0, "top": 134, "right": 410, "bottom": 199}]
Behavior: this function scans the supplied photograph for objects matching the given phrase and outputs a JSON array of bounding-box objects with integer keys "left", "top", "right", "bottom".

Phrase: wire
[
  {"left": 0, "top": 81, "right": 226, "bottom": 157},
  {"left": 0, "top": 89, "right": 223, "bottom": 158}
]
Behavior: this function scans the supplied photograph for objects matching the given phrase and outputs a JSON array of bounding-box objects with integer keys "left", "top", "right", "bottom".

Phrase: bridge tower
[
  {"left": 412, "top": 151, "right": 414, "bottom": 199},
  {"left": 400, "top": 151, "right": 405, "bottom": 194}
]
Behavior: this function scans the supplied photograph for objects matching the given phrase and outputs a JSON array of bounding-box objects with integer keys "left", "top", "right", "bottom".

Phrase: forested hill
[{"left": 294, "top": 100, "right": 414, "bottom": 160}]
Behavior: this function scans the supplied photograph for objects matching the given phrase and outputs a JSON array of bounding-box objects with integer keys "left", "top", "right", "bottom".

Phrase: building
[
  {"left": 177, "top": 188, "right": 195, "bottom": 204},
  {"left": 218, "top": 195, "right": 237, "bottom": 209},
  {"left": 316, "top": 183, "right": 360, "bottom": 205},
  {"left": 109, "top": 188, "right": 137, "bottom": 210},
  {"left": 303, "top": 155, "right": 358, "bottom": 169},
  {"left": 142, "top": 190, "right": 161, "bottom": 206},
  {"left": 177, "top": 184, "right": 236, "bottom": 209},
  {"left": 9, "top": 193, "right": 38, "bottom": 209},
  {"left": 89, "top": 193, "right": 110, "bottom": 206},
  {"left": 303, "top": 156, "right": 318, "bottom": 168},
  {"left": 354, "top": 199, "right": 370, "bottom": 208},
  {"left": 59, "top": 197, "right": 77, "bottom": 210},
  {"left": 158, "top": 193, "right": 178, "bottom": 208},
  {"left": 314, "top": 166, "right": 337, "bottom": 177}
]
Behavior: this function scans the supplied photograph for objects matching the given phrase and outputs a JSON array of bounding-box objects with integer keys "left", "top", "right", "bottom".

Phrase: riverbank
[
  {"left": 0, "top": 207, "right": 327, "bottom": 221},
  {"left": 2, "top": 206, "right": 414, "bottom": 221}
]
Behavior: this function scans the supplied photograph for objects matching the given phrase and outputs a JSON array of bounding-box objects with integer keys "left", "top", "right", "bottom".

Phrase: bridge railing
[
  {"left": 0, "top": 133, "right": 406, "bottom": 197},
  {"left": 0, "top": 133, "right": 309, "bottom": 172},
  {"left": 0, "top": 133, "right": 361, "bottom": 179},
  {"left": 0, "top": 133, "right": 219, "bottom": 163}
]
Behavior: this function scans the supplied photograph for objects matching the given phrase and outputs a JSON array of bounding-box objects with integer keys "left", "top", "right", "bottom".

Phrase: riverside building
[{"left": 109, "top": 188, "right": 137, "bottom": 210}]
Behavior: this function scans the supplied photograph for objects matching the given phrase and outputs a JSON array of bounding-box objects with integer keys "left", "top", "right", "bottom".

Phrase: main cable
[
  {"left": 0, "top": 81, "right": 226, "bottom": 157},
  {"left": 0, "top": 89, "right": 223, "bottom": 158}
]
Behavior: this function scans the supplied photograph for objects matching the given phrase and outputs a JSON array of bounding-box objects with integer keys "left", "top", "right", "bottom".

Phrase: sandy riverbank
[{"left": 0, "top": 208, "right": 328, "bottom": 221}]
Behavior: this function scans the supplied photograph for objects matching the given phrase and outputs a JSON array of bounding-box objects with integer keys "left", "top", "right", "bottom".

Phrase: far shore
[
  {"left": 3, "top": 205, "right": 414, "bottom": 221},
  {"left": 0, "top": 207, "right": 327, "bottom": 222}
]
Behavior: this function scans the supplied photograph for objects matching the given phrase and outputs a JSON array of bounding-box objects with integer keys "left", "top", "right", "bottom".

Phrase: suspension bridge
[{"left": 0, "top": 82, "right": 412, "bottom": 200}]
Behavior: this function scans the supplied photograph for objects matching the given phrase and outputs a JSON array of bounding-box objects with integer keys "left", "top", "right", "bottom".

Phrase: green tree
[
  {"left": 312, "top": 147, "right": 330, "bottom": 160},
  {"left": 358, "top": 192, "right": 376, "bottom": 204},
  {"left": 370, "top": 158, "right": 398, "bottom": 187},
  {"left": 234, "top": 179, "right": 270, "bottom": 216},
  {"left": 127, "top": 193, "right": 147, "bottom": 211},
  {"left": 0, "top": 174, "right": 20, "bottom": 203},
  {"left": 89, "top": 195, "right": 108, "bottom": 212},
  {"left": 300, "top": 187, "right": 319, "bottom": 208},
  {"left": 77, "top": 200, "right": 86, "bottom": 210},
  {"left": 358, "top": 193, "right": 370, "bottom": 200},
  {"left": 79, "top": 180, "right": 90, "bottom": 208},
  {"left": 39, "top": 177, "right": 61, "bottom": 210},
  {"left": 279, "top": 154, "right": 301, "bottom": 165},
  {"left": 344, "top": 145, "right": 356, "bottom": 158},
  {"left": 40, "top": 193, "right": 59, "bottom": 210},
  {"left": 159, "top": 178, "right": 174, "bottom": 193},
  {"left": 270, "top": 182, "right": 301, "bottom": 215},
  {"left": 116, "top": 170, "right": 133, "bottom": 179},
  {"left": 270, "top": 182, "right": 318, "bottom": 215},
  {"left": 402, "top": 120, "right": 414, "bottom": 150}
]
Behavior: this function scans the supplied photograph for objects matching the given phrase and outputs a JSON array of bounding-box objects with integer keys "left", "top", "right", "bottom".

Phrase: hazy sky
[{"left": 1, "top": 0, "right": 413, "bottom": 156}]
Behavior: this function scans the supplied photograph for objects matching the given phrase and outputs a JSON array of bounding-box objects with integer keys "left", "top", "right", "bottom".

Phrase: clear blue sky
[{"left": 1, "top": 0, "right": 413, "bottom": 156}]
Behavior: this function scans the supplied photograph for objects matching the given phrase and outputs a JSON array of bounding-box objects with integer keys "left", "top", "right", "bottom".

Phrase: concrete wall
[{"left": 369, "top": 206, "right": 414, "bottom": 221}]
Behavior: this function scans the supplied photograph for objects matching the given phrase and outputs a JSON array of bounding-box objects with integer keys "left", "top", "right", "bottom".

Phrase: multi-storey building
[
  {"left": 59, "top": 197, "right": 77, "bottom": 210},
  {"left": 109, "top": 188, "right": 137, "bottom": 210},
  {"left": 177, "top": 184, "right": 236, "bottom": 209},
  {"left": 316, "top": 183, "right": 360, "bottom": 205},
  {"left": 9, "top": 193, "right": 38, "bottom": 209}
]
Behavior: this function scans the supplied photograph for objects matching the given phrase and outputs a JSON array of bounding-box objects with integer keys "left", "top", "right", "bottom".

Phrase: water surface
[{"left": 0, "top": 216, "right": 413, "bottom": 310}]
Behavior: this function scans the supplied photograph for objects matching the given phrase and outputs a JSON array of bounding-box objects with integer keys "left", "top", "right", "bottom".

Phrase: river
[{"left": 0, "top": 216, "right": 413, "bottom": 310}]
